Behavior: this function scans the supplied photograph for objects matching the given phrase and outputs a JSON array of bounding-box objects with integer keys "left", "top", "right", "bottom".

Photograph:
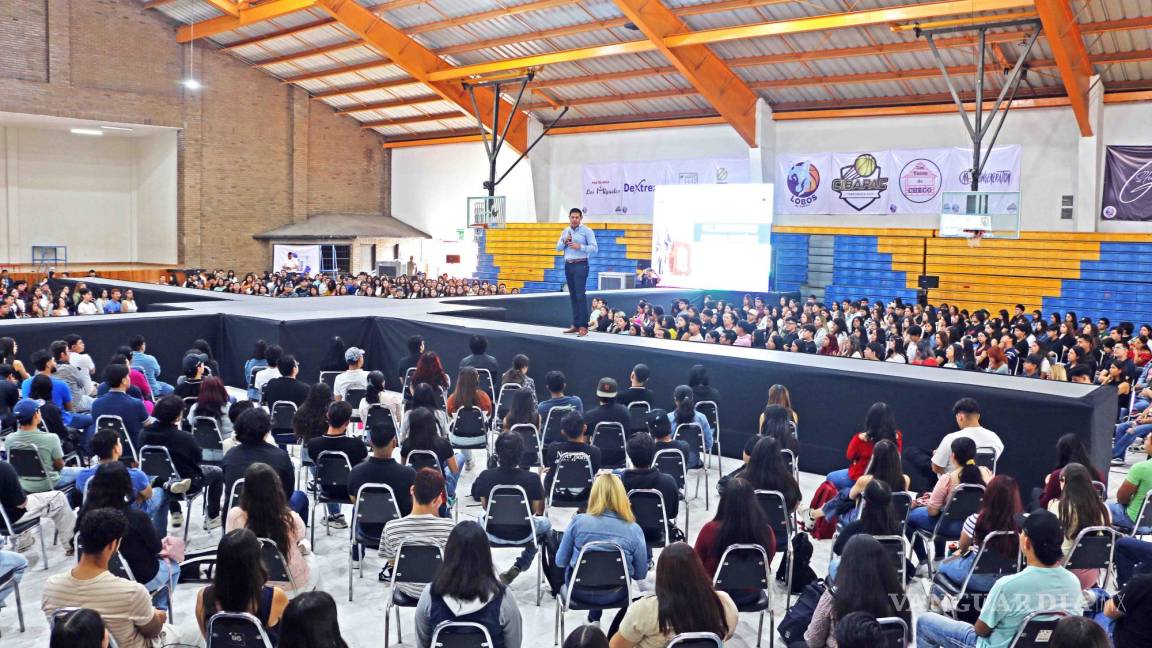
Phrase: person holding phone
[{"left": 557, "top": 208, "right": 598, "bottom": 338}]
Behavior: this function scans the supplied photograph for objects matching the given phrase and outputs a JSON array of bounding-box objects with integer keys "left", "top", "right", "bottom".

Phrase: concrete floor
[{"left": 1, "top": 443, "right": 1139, "bottom": 647}]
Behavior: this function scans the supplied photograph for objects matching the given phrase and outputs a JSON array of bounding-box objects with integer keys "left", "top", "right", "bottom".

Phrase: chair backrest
[
  {"left": 352, "top": 483, "right": 401, "bottom": 530},
  {"left": 781, "top": 448, "right": 798, "bottom": 479},
  {"left": 258, "top": 537, "right": 294, "bottom": 583},
  {"left": 226, "top": 479, "right": 246, "bottom": 514},
  {"left": 509, "top": 423, "right": 542, "bottom": 467},
  {"left": 109, "top": 550, "right": 137, "bottom": 582},
  {"left": 402, "top": 367, "right": 416, "bottom": 394},
  {"left": 754, "top": 490, "right": 792, "bottom": 543},
  {"left": 667, "top": 632, "right": 724, "bottom": 648},
  {"left": 270, "top": 401, "right": 297, "bottom": 431},
  {"left": 484, "top": 485, "right": 536, "bottom": 543},
  {"left": 876, "top": 617, "right": 909, "bottom": 648},
  {"left": 570, "top": 541, "right": 630, "bottom": 591},
  {"left": 786, "top": 419, "right": 799, "bottom": 441},
  {"left": 1007, "top": 611, "right": 1067, "bottom": 648},
  {"left": 392, "top": 541, "right": 444, "bottom": 587},
  {"left": 315, "top": 450, "right": 353, "bottom": 496},
  {"left": 627, "top": 401, "right": 651, "bottom": 433},
  {"left": 713, "top": 543, "right": 771, "bottom": 592},
  {"left": 97, "top": 415, "right": 136, "bottom": 461},
  {"left": 938, "top": 484, "right": 985, "bottom": 528},
  {"left": 345, "top": 388, "right": 367, "bottom": 409},
  {"left": 591, "top": 422, "right": 627, "bottom": 468},
  {"left": 1092, "top": 481, "right": 1107, "bottom": 501},
  {"left": 542, "top": 405, "right": 575, "bottom": 446},
  {"left": 319, "top": 371, "right": 339, "bottom": 389},
  {"left": 138, "top": 445, "right": 177, "bottom": 483},
  {"left": 975, "top": 446, "right": 998, "bottom": 473},
  {"left": 7, "top": 444, "right": 48, "bottom": 480},
  {"left": 653, "top": 448, "right": 687, "bottom": 491},
  {"left": 476, "top": 369, "right": 495, "bottom": 401},
  {"left": 365, "top": 405, "right": 398, "bottom": 435},
  {"left": 1133, "top": 490, "right": 1152, "bottom": 534},
  {"left": 494, "top": 383, "right": 519, "bottom": 423},
  {"left": 694, "top": 401, "right": 719, "bottom": 432},
  {"left": 872, "top": 535, "right": 910, "bottom": 582},
  {"left": 192, "top": 417, "right": 224, "bottom": 452},
  {"left": 628, "top": 489, "right": 670, "bottom": 548},
  {"left": 249, "top": 366, "right": 262, "bottom": 388},
  {"left": 968, "top": 530, "right": 1021, "bottom": 579},
  {"left": 673, "top": 423, "right": 705, "bottom": 453},
  {"left": 550, "top": 453, "right": 594, "bottom": 504},
  {"left": 207, "top": 611, "right": 275, "bottom": 648},
  {"left": 891, "top": 491, "right": 914, "bottom": 535},
  {"left": 406, "top": 448, "right": 441, "bottom": 472},
  {"left": 1064, "top": 525, "right": 1117, "bottom": 571},
  {"left": 430, "top": 620, "right": 495, "bottom": 648},
  {"left": 181, "top": 397, "right": 198, "bottom": 417},
  {"left": 451, "top": 406, "right": 487, "bottom": 440}
]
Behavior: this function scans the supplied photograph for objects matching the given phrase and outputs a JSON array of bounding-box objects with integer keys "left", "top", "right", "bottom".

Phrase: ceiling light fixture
[
  {"left": 100, "top": 125, "right": 134, "bottom": 132},
  {"left": 70, "top": 128, "right": 105, "bottom": 136},
  {"left": 183, "top": 22, "right": 201, "bottom": 91}
]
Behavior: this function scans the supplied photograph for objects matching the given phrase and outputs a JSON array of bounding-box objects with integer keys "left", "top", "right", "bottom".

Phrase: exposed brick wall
[{"left": 0, "top": 0, "right": 390, "bottom": 272}]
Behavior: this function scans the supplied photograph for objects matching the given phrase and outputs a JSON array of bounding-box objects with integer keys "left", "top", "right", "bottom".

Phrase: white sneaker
[
  {"left": 170, "top": 511, "right": 185, "bottom": 528},
  {"left": 205, "top": 516, "right": 223, "bottom": 531},
  {"left": 13, "top": 532, "right": 35, "bottom": 553},
  {"left": 169, "top": 479, "right": 193, "bottom": 495}
]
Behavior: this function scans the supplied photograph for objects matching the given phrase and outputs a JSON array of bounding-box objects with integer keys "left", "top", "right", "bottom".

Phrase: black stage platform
[{"left": 1, "top": 280, "right": 1116, "bottom": 495}]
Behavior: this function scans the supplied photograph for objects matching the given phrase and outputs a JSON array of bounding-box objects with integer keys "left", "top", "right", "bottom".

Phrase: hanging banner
[
  {"left": 830, "top": 150, "right": 894, "bottom": 214},
  {"left": 943, "top": 145, "right": 1022, "bottom": 192},
  {"left": 581, "top": 157, "right": 749, "bottom": 217},
  {"left": 775, "top": 153, "right": 832, "bottom": 216},
  {"left": 887, "top": 148, "right": 950, "bottom": 214},
  {"left": 1101, "top": 145, "right": 1152, "bottom": 221},
  {"left": 272, "top": 244, "right": 320, "bottom": 275}
]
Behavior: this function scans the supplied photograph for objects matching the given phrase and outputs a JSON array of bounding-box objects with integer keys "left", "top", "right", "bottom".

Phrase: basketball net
[{"left": 964, "top": 230, "right": 985, "bottom": 247}]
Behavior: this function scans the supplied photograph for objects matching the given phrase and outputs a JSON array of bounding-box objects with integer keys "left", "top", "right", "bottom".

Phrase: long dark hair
[
  {"left": 452, "top": 366, "right": 479, "bottom": 410},
  {"left": 0, "top": 337, "right": 16, "bottom": 364},
  {"left": 857, "top": 479, "right": 899, "bottom": 537},
  {"left": 431, "top": 521, "right": 503, "bottom": 602},
  {"left": 79, "top": 461, "right": 133, "bottom": 525},
  {"left": 365, "top": 370, "right": 386, "bottom": 405},
  {"left": 867, "top": 439, "right": 903, "bottom": 490},
  {"left": 833, "top": 535, "right": 910, "bottom": 626},
  {"left": 655, "top": 543, "right": 730, "bottom": 637},
  {"left": 276, "top": 591, "right": 349, "bottom": 648},
  {"left": 404, "top": 407, "right": 439, "bottom": 453},
  {"left": 710, "top": 477, "right": 774, "bottom": 564},
  {"left": 1058, "top": 463, "right": 1109, "bottom": 541},
  {"left": 951, "top": 437, "right": 985, "bottom": 486},
  {"left": 239, "top": 463, "right": 294, "bottom": 559},
  {"left": 293, "top": 382, "right": 332, "bottom": 443},
  {"left": 758, "top": 404, "right": 798, "bottom": 452},
  {"left": 1055, "top": 433, "right": 1094, "bottom": 471},
  {"left": 50, "top": 608, "right": 106, "bottom": 648},
  {"left": 504, "top": 388, "right": 537, "bottom": 428},
  {"left": 205, "top": 529, "right": 268, "bottom": 619},
  {"left": 321, "top": 336, "right": 347, "bottom": 372},
  {"left": 973, "top": 475, "right": 1022, "bottom": 557},
  {"left": 29, "top": 373, "right": 55, "bottom": 401},
  {"left": 744, "top": 436, "right": 800, "bottom": 510},
  {"left": 863, "top": 402, "right": 897, "bottom": 443},
  {"left": 672, "top": 385, "right": 695, "bottom": 424}
]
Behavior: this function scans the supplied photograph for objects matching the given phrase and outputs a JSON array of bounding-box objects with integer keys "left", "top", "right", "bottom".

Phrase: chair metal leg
[
  {"left": 383, "top": 602, "right": 392, "bottom": 648},
  {"left": 553, "top": 600, "right": 560, "bottom": 645},
  {"left": 756, "top": 609, "right": 764, "bottom": 648},
  {"left": 14, "top": 579, "right": 24, "bottom": 632},
  {"left": 769, "top": 610, "right": 775, "bottom": 648},
  {"left": 715, "top": 438, "right": 723, "bottom": 479},
  {"left": 348, "top": 543, "right": 355, "bottom": 602},
  {"left": 394, "top": 605, "right": 402, "bottom": 642},
  {"left": 703, "top": 469, "right": 710, "bottom": 510},
  {"left": 785, "top": 549, "right": 795, "bottom": 610},
  {"left": 535, "top": 555, "right": 543, "bottom": 606},
  {"left": 37, "top": 524, "right": 48, "bottom": 570}
]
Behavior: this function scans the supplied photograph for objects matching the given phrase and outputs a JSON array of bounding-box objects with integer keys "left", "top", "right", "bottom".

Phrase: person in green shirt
[
  {"left": 3, "top": 398, "right": 80, "bottom": 493},
  {"left": 915, "top": 509, "right": 1082, "bottom": 648},
  {"left": 1109, "top": 435, "right": 1152, "bottom": 534}
]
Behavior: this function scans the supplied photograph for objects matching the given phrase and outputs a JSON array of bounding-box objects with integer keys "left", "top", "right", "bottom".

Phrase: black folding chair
[
  {"left": 319, "top": 371, "right": 339, "bottom": 390},
  {"left": 96, "top": 415, "right": 137, "bottom": 463},
  {"left": 1063, "top": 525, "right": 1118, "bottom": 588},
  {"left": 207, "top": 611, "right": 274, "bottom": 648},
  {"left": 0, "top": 552, "right": 25, "bottom": 635},
  {"left": 876, "top": 617, "right": 909, "bottom": 648},
  {"left": 674, "top": 423, "right": 710, "bottom": 509},
  {"left": 109, "top": 550, "right": 174, "bottom": 616},
  {"left": 191, "top": 416, "right": 225, "bottom": 463},
  {"left": 6, "top": 445, "right": 74, "bottom": 502},
  {"left": 932, "top": 530, "right": 1020, "bottom": 620},
  {"left": 695, "top": 400, "right": 722, "bottom": 478},
  {"left": 1128, "top": 489, "right": 1152, "bottom": 539},
  {"left": 0, "top": 482, "right": 49, "bottom": 571},
  {"left": 384, "top": 542, "right": 445, "bottom": 647},
  {"left": 891, "top": 490, "right": 915, "bottom": 536},
  {"left": 311, "top": 450, "right": 354, "bottom": 546},
  {"left": 654, "top": 448, "right": 690, "bottom": 535},
  {"left": 754, "top": 489, "right": 796, "bottom": 608},
  {"left": 713, "top": 543, "right": 773, "bottom": 648},
  {"left": 270, "top": 401, "right": 298, "bottom": 448},
  {"left": 781, "top": 448, "right": 799, "bottom": 482},
  {"left": 365, "top": 405, "right": 399, "bottom": 438},
  {"left": 405, "top": 448, "right": 440, "bottom": 473},
  {"left": 874, "top": 534, "right": 912, "bottom": 585},
  {"left": 430, "top": 621, "right": 495, "bottom": 648},
  {"left": 476, "top": 368, "right": 495, "bottom": 404},
  {"left": 541, "top": 405, "right": 574, "bottom": 446},
  {"left": 1006, "top": 611, "right": 1067, "bottom": 648},
  {"left": 484, "top": 484, "right": 545, "bottom": 605},
  {"left": 180, "top": 397, "right": 197, "bottom": 431},
  {"left": 626, "top": 401, "right": 651, "bottom": 434},
  {"left": 346, "top": 388, "right": 367, "bottom": 427},
  {"left": 591, "top": 422, "right": 627, "bottom": 470},
  {"left": 554, "top": 541, "right": 631, "bottom": 645},
  {"left": 667, "top": 632, "right": 724, "bottom": 648},
  {"left": 349, "top": 483, "right": 400, "bottom": 601},
  {"left": 914, "top": 483, "right": 985, "bottom": 582},
  {"left": 509, "top": 423, "right": 543, "bottom": 469},
  {"left": 259, "top": 537, "right": 297, "bottom": 591},
  {"left": 628, "top": 489, "right": 670, "bottom": 550},
  {"left": 493, "top": 383, "right": 520, "bottom": 431},
  {"left": 450, "top": 406, "right": 487, "bottom": 450},
  {"left": 975, "top": 446, "right": 998, "bottom": 473},
  {"left": 139, "top": 445, "right": 201, "bottom": 543},
  {"left": 547, "top": 453, "right": 594, "bottom": 510},
  {"left": 223, "top": 479, "right": 245, "bottom": 533}
]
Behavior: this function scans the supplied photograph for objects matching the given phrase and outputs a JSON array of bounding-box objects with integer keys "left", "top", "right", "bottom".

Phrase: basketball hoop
[{"left": 964, "top": 229, "right": 985, "bottom": 247}]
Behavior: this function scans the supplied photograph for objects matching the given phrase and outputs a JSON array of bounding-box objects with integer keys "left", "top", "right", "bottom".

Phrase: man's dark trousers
[{"left": 565, "top": 259, "right": 589, "bottom": 328}]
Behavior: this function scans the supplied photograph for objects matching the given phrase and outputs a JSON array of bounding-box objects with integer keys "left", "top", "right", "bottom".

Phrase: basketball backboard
[{"left": 938, "top": 191, "right": 1021, "bottom": 239}]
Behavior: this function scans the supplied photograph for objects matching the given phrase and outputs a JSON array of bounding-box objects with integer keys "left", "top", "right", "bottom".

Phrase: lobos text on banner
[
  {"left": 582, "top": 157, "right": 749, "bottom": 217},
  {"left": 775, "top": 145, "right": 1021, "bottom": 215},
  {"left": 1101, "top": 145, "right": 1152, "bottom": 221}
]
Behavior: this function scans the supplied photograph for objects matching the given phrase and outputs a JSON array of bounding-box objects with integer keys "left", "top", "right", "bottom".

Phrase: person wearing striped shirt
[{"left": 379, "top": 467, "right": 455, "bottom": 598}]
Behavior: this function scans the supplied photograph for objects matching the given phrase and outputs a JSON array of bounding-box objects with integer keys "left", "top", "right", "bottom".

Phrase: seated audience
[
  {"left": 583, "top": 377, "right": 631, "bottom": 467},
  {"left": 1109, "top": 434, "right": 1152, "bottom": 534},
  {"left": 292, "top": 382, "right": 332, "bottom": 451},
  {"left": 194, "top": 528, "right": 289, "bottom": 644},
  {"left": 694, "top": 477, "right": 775, "bottom": 603},
  {"left": 333, "top": 346, "right": 368, "bottom": 401},
  {"left": 472, "top": 432, "right": 550, "bottom": 585},
  {"left": 826, "top": 401, "right": 902, "bottom": 490},
  {"left": 186, "top": 376, "right": 235, "bottom": 461},
  {"left": 77, "top": 427, "right": 176, "bottom": 537},
  {"left": 222, "top": 408, "right": 308, "bottom": 521},
  {"left": 276, "top": 591, "right": 349, "bottom": 648},
  {"left": 1040, "top": 433, "right": 1104, "bottom": 507},
  {"left": 667, "top": 385, "right": 713, "bottom": 468},
  {"left": 89, "top": 363, "right": 152, "bottom": 450},
  {"left": 806, "top": 534, "right": 912, "bottom": 647},
  {"left": 347, "top": 424, "right": 415, "bottom": 533},
  {"left": 263, "top": 354, "right": 309, "bottom": 407},
  {"left": 253, "top": 344, "right": 284, "bottom": 396},
  {"left": 0, "top": 457, "right": 76, "bottom": 555},
  {"left": 538, "top": 370, "right": 584, "bottom": 418},
  {"left": 1048, "top": 462, "right": 1111, "bottom": 588},
  {"left": 48, "top": 608, "right": 108, "bottom": 648},
  {"left": 243, "top": 339, "right": 269, "bottom": 401},
  {"left": 828, "top": 479, "right": 903, "bottom": 581},
  {"left": 832, "top": 612, "right": 885, "bottom": 648},
  {"left": 401, "top": 383, "right": 451, "bottom": 437},
  {"left": 459, "top": 334, "right": 500, "bottom": 379},
  {"left": 379, "top": 468, "right": 455, "bottom": 595},
  {"left": 543, "top": 411, "right": 603, "bottom": 497},
  {"left": 401, "top": 406, "right": 462, "bottom": 498},
  {"left": 3, "top": 397, "right": 81, "bottom": 492},
  {"left": 139, "top": 395, "right": 225, "bottom": 531},
  {"left": 1102, "top": 572, "right": 1152, "bottom": 648},
  {"left": 564, "top": 625, "right": 609, "bottom": 648},
  {"left": 907, "top": 437, "right": 992, "bottom": 563},
  {"left": 616, "top": 363, "right": 655, "bottom": 407},
  {"left": 227, "top": 462, "right": 311, "bottom": 592},
  {"left": 306, "top": 400, "right": 369, "bottom": 529},
  {"left": 172, "top": 354, "right": 205, "bottom": 400},
  {"left": 933, "top": 475, "right": 1022, "bottom": 597},
  {"left": 620, "top": 433, "right": 681, "bottom": 537}
]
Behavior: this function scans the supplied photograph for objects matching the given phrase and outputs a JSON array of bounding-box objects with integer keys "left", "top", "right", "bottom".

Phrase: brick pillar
[
  {"left": 178, "top": 46, "right": 204, "bottom": 267},
  {"left": 290, "top": 87, "right": 310, "bottom": 224},
  {"left": 45, "top": 0, "right": 70, "bottom": 85}
]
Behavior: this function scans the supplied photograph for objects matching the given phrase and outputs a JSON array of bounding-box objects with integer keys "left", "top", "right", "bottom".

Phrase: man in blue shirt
[
  {"left": 556, "top": 207, "right": 598, "bottom": 337},
  {"left": 538, "top": 371, "right": 583, "bottom": 420},
  {"left": 20, "top": 350, "right": 92, "bottom": 432},
  {"left": 129, "top": 335, "right": 173, "bottom": 396},
  {"left": 89, "top": 364, "right": 152, "bottom": 451}
]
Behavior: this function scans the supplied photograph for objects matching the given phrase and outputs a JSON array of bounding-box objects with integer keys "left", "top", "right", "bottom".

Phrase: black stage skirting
[{"left": 1, "top": 281, "right": 1115, "bottom": 495}]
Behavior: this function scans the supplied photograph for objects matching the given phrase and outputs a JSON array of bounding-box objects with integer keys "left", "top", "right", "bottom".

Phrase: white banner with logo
[
  {"left": 582, "top": 157, "right": 749, "bottom": 217},
  {"left": 775, "top": 145, "right": 1021, "bottom": 215},
  {"left": 272, "top": 244, "right": 320, "bottom": 275}
]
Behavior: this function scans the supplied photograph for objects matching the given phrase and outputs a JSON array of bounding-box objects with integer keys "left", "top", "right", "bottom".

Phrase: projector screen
[{"left": 651, "top": 183, "right": 774, "bottom": 291}]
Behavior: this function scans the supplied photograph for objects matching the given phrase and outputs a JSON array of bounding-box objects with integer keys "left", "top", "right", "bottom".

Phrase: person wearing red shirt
[{"left": 827, "top": 402, "right": 903, "bottom": 489}]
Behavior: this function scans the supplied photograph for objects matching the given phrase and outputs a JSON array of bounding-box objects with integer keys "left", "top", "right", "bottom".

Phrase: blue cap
[{"left": 13, "top": 398, "right": 43, "bottom": 423}]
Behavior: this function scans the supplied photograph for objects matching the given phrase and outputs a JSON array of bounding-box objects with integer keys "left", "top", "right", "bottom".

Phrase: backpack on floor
[
  {"left": 539, "top": 529, "right": 565, "bottom": 597},
  {"left": 805, "top": 479, "right": 840, "bottom": 540},
  {"left": 777, "top": 579, "right": 826, "bottom": 643},
  {"left": 775, "top": 531, "right": 818, "bottom": 593}
]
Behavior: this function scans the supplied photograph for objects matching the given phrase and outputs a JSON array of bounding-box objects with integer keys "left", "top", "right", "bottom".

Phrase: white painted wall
[
  {"left": 0, "top": 126, "right": 177, "bottom": 265},
  {"left": 1099, "top": 101, "right": 1152, "bottom": 233}
]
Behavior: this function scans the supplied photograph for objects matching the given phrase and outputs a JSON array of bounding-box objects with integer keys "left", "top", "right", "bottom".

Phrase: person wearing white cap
[{"left": 333, "top": 346, "right": 368, "bottom": 401}]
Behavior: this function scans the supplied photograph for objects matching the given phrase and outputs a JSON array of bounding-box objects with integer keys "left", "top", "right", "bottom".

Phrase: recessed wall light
[{"left": 69, "top": 128, "right": 104, "bottom": 136}]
